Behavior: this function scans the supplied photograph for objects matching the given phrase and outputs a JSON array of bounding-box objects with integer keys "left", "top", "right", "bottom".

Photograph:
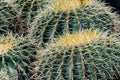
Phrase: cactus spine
[{"left": 0, "top": 68, "right": 18, "bottom": 80}]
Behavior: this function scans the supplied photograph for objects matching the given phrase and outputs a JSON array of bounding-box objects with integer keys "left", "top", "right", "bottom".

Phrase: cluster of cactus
[
  {"left": 32, "top": 0, "right": 120, "bottom": 80},
  {"left": 0, "top": 0, "right": 120, "bottom": 80}
]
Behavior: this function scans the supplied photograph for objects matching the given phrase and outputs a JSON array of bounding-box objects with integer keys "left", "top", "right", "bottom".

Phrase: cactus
[
  {"left": 0, "top": 0, "right": 52, "bottom": 35},
  {"left": 30, "top": 0, "right": 120, "bottom": 43},
  {"left": 0, "top": 33, "right": 37, "bottom": 79},
  {"left": 36, "top": 29, "right": 120, "bottom": 80}
]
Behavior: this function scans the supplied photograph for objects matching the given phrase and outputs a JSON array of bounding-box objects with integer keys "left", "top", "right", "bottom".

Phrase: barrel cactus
[
  {"left": 0, "top": 33, "right": 37, "bottom": 79},
  {"left": 36, "top": 29, "right": 120, "bottom": 80},
  {"left": 30, "top": 0, "right": 120, "bottom": 43}
]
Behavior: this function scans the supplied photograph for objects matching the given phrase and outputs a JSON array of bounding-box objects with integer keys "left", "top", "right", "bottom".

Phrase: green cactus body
[
  {"left": 0, "top": 1, "right": 17, "bottom": 34},
  {"left": 0, "top": 34, "right": 37, "bottom": 79},
  {"left": 36, "top": 29, "right": 120, "bottom": 80},
  {"left": 0, "top": 0, "right": 52, "bottom": 35},
  {"left": 13, "top": 0, "right": 52, "bottom": 25},
  {"left": 30, "top": 0, "right": 120, "bottom": 43}
]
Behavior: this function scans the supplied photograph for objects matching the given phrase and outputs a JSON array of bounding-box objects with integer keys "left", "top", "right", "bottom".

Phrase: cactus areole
[
  {"left": 53, "top": 0, "right": 89, "bottom": 11},
  {"left": 0, "top": 36, "right": 14, "bottom": 55},
  {"left": 58, "top": 29, "right": 101, "bottom": 47}
]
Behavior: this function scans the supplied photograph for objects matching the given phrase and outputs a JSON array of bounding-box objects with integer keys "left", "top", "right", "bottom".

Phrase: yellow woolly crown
[
  {"left": 0, "top": 35, "right": 14, "bottom": 55},
  {"left": 52, "top": 0, "right": 89, "bottom": 11},
  {"left": 57, "top": 29, "right": 101, "bottom": 47}
]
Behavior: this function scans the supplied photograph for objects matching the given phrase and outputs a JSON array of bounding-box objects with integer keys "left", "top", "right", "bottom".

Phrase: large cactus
[
  {"left": 30, "top": 0, "right": 120, "bottom": 43},
  {"left": 0, "top": 33, "right": 37, "bottom": 79},
  {"left": 36, "top": 29, "right": 120, "bottom": 80},
  {"left": 0, "top": 0, "right": 52, "bottom": 35}
]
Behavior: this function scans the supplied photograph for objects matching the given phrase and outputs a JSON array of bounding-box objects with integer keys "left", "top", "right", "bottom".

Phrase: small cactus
[
  {"left": 0, "top": 33, "right": 37, "bottom": 79},
  {"left": 36, "top": 29, "right": 120, "bottom": 80},
  {"left": 30, "top": 0, "right": 120, "bottom": 44}
]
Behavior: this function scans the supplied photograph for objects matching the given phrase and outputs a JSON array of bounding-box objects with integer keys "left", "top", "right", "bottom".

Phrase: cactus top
[
  {"left": 52, "top": 0, "right": 89, "bottom": 11},
  {"left": 57, "top": 29, "right": 101, "bottom": 47},
  {"left": 0, "top": 35, "right": 14, "bottom": 55}
]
